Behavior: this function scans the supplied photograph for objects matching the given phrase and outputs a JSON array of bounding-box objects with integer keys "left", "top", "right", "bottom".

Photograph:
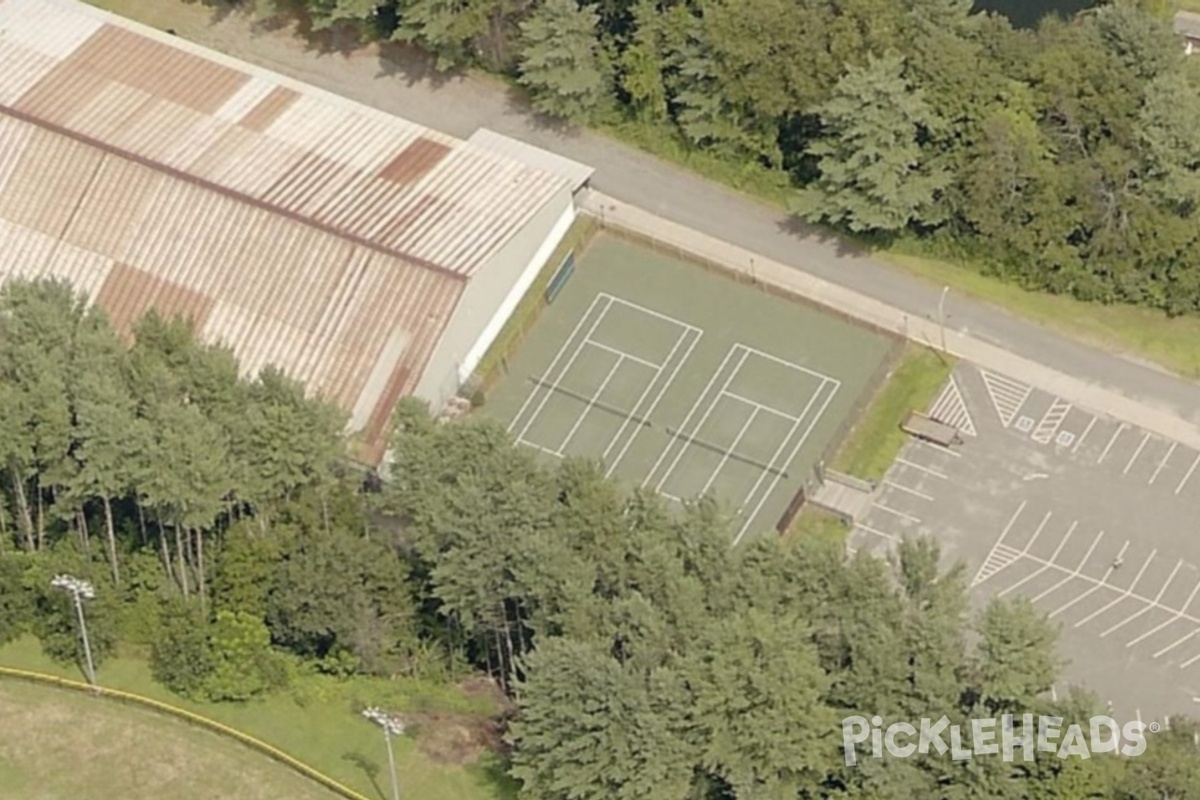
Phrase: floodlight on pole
[
  {"left": 362, "top": 706, "right": 404, "bottom": 800},
  {"left": 51, "top": 574, "right": 96, "bottom": 687}
]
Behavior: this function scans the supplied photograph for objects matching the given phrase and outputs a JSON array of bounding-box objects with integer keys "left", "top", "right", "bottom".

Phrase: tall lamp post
[
  {"left": 362, "top": 706, "right": 404, "bottom": 800},
  {"left": 51, "top": 574, "right": 96, "bottom": 687},
  {"left": 937, "top": 285, "right": 949, "bottom": 353}
]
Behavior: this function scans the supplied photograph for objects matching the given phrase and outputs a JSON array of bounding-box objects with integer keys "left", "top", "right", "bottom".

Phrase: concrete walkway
[{"left": 582, "top": 191, "right": 1200, "bottom": 453}]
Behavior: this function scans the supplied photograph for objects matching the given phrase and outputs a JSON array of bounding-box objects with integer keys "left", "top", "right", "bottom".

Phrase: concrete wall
[{"left": 413, "top": 186, "right": 575, "bottom": 409}]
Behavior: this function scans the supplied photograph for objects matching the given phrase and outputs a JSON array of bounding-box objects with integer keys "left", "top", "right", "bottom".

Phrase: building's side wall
[{"left": 413, "top": 186, "right": 575, "bottom": 409}]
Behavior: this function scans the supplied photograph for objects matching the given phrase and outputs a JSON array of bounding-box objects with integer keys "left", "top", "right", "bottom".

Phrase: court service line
[
  {"left": 1150, "top": 443, "right": 1178, "bottom": 485},
  {"left": 1177, "top": 454, "right": 1200, "bottom": 495},
  {"left": 1073, "top": 550, "right": 1158, "bottom": 628},
  {"left": 1098, "top": 424, "right": 1127, "bottom": 464},
  {"left": 600, "top": 292, "right": 700, "bottom": 333},
  {"left": 698, "top": 408, "right": 759, "bottom": 495},
  {"left": 1073, "top": 416, "right": 1097, "bottom": 454},
  {"left": 510, "top": 295, "right": 612, "bottom": 440},
  {"left": 732, "top": 382, "right": 838, "bottom": 546},
  {"left": 883, "top": 480, "right": 934, "bottom": 502},
  {"left": 998, "top": 520, "right": 1074, "bottom": 598},
  {"left": 1048, "top": 540, "right": 1127, "bottom": 618},
  {"left": 735, "top": 342, "right": 841, "bottom": 388},
  {"left": 1031, "top": 531, "right": 1104, "bottom": 602},
  {"left": 729, "top": 383, "right": 821, "bottom": 512},
  {"left": 721, "top": 390, "right": 801, "bottom": 422},
  {"left": 641, "top": 345, "right": 741, "bottom": 489},
  {"left": 653, "top": 348, "right": 751, "bottom": 492},
  {"left": 584, "top": 339, "right": 661, "bottom": 370},
  {"left": 1126, "top": 579, "right": 1200, "bottom": 649},
  {"left": 1123, "top": 433, "right": 1151, "bottom": 475},
  {"left": 603, "top": 326, "right": 699, "bottom": 469},
  {"left": 1101, "top": 559, "right": 1183, "bottom": 637},
  {"left": 896, "top": 458, "right": 948, "bottom": 480},
  {"left": 557, "top": 356, "right": 624, "bottom": 454}
]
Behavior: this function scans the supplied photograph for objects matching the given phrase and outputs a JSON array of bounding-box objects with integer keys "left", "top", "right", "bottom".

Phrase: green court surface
[{"left": 485, "top": 234, "right": 894, "bottom": 543}]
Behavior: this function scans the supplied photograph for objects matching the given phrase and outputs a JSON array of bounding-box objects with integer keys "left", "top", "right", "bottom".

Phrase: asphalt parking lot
[{"left": 849, "top": 363, "right": 1200, "bottom": 725}]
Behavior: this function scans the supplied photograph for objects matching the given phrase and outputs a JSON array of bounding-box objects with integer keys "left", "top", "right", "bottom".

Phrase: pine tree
[{"left": 517, "top": 0, "right": 612, "bottom": 123}]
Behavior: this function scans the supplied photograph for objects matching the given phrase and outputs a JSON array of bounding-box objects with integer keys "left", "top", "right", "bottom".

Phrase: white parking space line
[
  {"left": 854, "top": 523, "right": 899, "bottom": 543},
  {"left": 1177, "top": 454, "right": 1200, "bottom": 495},
  {"left": 1031, "top": 530, "right": 1104, "bottom": 602},
  {"left": 1150, "top": 443, "right": 1177, "bottom": 485},
  {"left": 998, "top": 520, "right": 1075, "bottom": 598},
  {"left": 896, "top": 458, "right": 948, "bottom": 480},
  {"left": 873, "top": 503, "right": 921, "bottom": 524},
  {"left": 1073, "top": 416, "right": 1097, "bottom": 454},
  {"left": 1180, "top": 651, "right": 1200, "bottom": 670},
  {"left": 1073, "top": 550, "right": 1157, "bottom": 628},
  {"left": 1127, "top": 580, "right": 1200, "bottom": 648},
  {"left": 1100, "top": 559, "right": 1183, "bottom": 638},
  {"left": 883, "top": 480, "right": 934, "bottom": 502},
  {"left": 1099, "top": 424, "right": 1127, "bottom": 464},
  {"left": 1155, "top": 629, "right": 1199, "bottom": 659},
  {"left": 1123, "top": 433, "right": 1151, "bottom": 475},
  {"left": 918, "top": 441, "right": 961, "bottom": 459},
  {"left": 971, "top": 501, "right": 1029, "bottom": 587},
  {"left": 1049, "top": 540, "right": 1127, "bottom": 618}
]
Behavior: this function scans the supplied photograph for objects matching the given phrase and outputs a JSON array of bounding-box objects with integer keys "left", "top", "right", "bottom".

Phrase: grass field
[
  {"left": 0, "top": 680, "right": 342, "bottom": 800},
  {"left": 484, "top": 233, "right": 892, "bottom": 542},
  {"left": 831, "top": 345, "right": 956, "bottom": 482},
  {"left": 0, "top": 638, "right": 516, "bottom": 800},
  {"left": 784, "top": 507, "right": 851, "bottom": 547}
]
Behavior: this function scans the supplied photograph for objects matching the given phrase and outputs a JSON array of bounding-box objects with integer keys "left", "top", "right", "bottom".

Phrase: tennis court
[{"left": 485, "top": 234, "right": 893, "bottom": 542}]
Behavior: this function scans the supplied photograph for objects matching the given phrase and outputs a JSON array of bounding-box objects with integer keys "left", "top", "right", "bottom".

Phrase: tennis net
[
  {"left": 527, "top": 376, "right": 653, "bottom": 429},
  {"left": 665, "top": 426, "right": 789, "bottom": 478}
]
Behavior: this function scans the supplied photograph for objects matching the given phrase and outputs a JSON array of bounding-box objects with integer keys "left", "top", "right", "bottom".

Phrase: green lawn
[
  {"left": 0, "top": 638, "right": 517, "bottom": 800},
  {"left": 0, "top": 680, "right": 342, "bottom": 800},
  {"left": 831, "top": 345, "right": 956, "bottom": 482},
  {"left": 785, "top": 507, "right": 851, "bottom": 547}
]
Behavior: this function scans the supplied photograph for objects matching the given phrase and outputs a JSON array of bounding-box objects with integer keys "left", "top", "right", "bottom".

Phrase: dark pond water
[{"left": 973, "top": 0, "right": 1099, "bottom": 28}]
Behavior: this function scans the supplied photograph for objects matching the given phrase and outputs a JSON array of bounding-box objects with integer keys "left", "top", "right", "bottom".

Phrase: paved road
[{"left": 141, "top": 4, "right": 1200, "bottom": 428}]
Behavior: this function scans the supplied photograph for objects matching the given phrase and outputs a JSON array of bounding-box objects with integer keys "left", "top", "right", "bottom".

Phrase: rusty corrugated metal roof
[
  {"left": 0, "top": 113, "right": 464, "bottom": 462},
  {"left": 0, "top": 0, "right": 571, "bottom": 279}
]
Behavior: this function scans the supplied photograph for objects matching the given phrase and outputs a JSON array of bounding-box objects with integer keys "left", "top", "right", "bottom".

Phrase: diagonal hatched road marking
[
  {"left": 928, "top": 377, "right": 976, "bottom": 437},
  {"left": 980, "top": 370, "right": 1032, "bottom": 429}
]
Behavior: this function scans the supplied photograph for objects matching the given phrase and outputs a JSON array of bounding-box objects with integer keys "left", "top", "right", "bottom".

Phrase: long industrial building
[{"left": 0, "top": 0, "right": 593, "bottom": 463}]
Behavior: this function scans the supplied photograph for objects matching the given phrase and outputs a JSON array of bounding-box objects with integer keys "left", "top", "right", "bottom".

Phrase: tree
[
  {"left": 151, "top": 598, "right": 214, "bottom": 698},
  {"left": 517, "top": 0, "right": 612, "bottom": 123},
  {"left": 972, "top": 597, "right": 1060, "bottom": 712},
  {"left": 1138, "top": 70, "right": 1200, "bottom": 214},
  {"left": 202, "top": 610, "right": 285, "bottom": 702},
  {"left": 792, "top": 53, "right": 950, "bottom": 233}
]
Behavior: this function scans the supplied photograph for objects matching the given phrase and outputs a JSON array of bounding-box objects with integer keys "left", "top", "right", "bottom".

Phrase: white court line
[
  {"left": 584, "top": 339, "right": 660, "bottom": 370},
  {"left": 1150, "top": 443, "right": 1177, "bottom": 485},
  {"left": 732, "top": 381, "right": 836, "bottom": 545},
  {"left": 873, "top": 503, "right": 921, "bottom": 524},
  {"left": 896, "top": 458, "right": 948, "bottom": 480},
  {"left": 1098, "top": 424, "right": 1127, "bottom": 464},
  {"left": 1123, "top": 433, "right": 1151, "bottom": 475},
  {"left": 721, "top": 390, "right": 801, "bottom": 422},
  {"left": 735, "top": 342, "right": 842, "bottom": 388},
  {"left": 1073, "top": 416, "right": 1097, "bottom": 454},
  {"left": 654, "top": 349, "right": 751, "bottom": 492},
  {"left": 996, "top": 515, "right": 1064, "bottom": 598},
  {"left": 883, "top": 480, "right": 934, "bottom": 502},
  {"left": 698, "top": 408, "right": 759, "bottom": 495},
  {"left": 604, "top": 328, "right": 699, "bottom": 470},
  {"left": 854, "top": 523, "right": 899, "bottom": 543},
  {"left": 1126, "top": 579, "right": 1200, "bottom": 648},
  {"left": 1177, "top": 454, "right": 1200, "bottom": 495},
  {"left": 1073, "top": 551, "right": 1157, "bottom": 628},
  {"left": 509, "top": 295, "right": 611, "bottom": 439},
  {"left": 642, "top": 346, "right": 741, "bottom": 489},
  {"left": 1049, "top": 540, "right": 1128, "bottom": 618},
  {"left": 557, "top": 356, "right": 625, "bottom": 454},
  {"left": 1031, "top": 531, "right": 1104, "bottom": 602},
  {"left": 1101, "top": 559, "right": 1183, "bottom": 637},
  {"left": 600, "top": 292, "right": 701, "bottom": 332},
  {"left": 1155, "top": 628, "right": 1199, "bottom": 659}
]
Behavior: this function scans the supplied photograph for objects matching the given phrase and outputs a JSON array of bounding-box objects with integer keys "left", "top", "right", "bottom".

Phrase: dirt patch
[{"left": 404, "top": 710, "right": 508, "bottom": 765}]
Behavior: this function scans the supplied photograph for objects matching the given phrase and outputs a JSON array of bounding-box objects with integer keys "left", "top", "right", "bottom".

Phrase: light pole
[
  {"left": 937, "top": 285, "right": 949, "bottom": 353},
  {"left": 362, "top": 706, "right": 404, "bottom": 800},
  {"left": 51, "top": 574, "right": 96, "bottom": 687}
]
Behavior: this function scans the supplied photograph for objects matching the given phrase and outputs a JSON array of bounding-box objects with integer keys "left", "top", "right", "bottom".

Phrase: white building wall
[{"left": 414, "top": 186, "right": 576, "bottom": 408}]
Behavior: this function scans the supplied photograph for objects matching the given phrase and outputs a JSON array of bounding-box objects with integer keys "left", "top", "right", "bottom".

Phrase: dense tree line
[
  {"left": 262, "top": 0, "right": 1200, "bottom": 316},
  {"left": 3, "top": 277, "right": 1199, "bottom": 797}
]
